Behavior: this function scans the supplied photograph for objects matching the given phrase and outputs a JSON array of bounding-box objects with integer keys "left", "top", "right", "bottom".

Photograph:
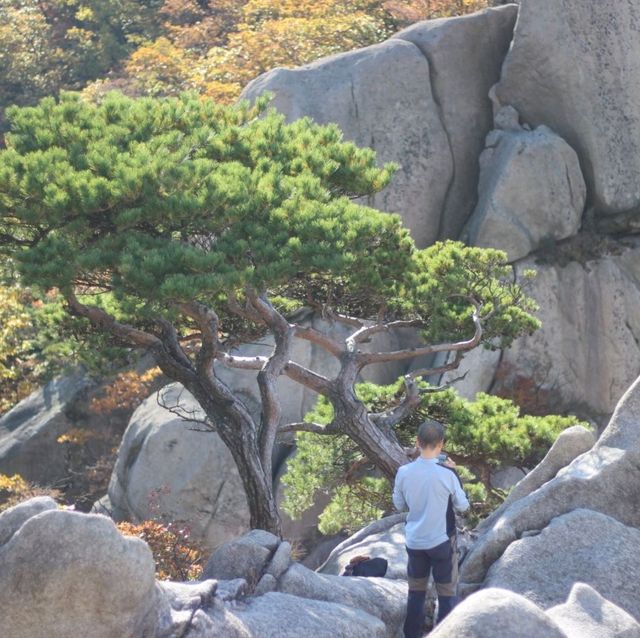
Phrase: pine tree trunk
[
  {"left": 188, "top": 381, "right": 282, "bottom": 536},
  {"left": 335, "top": 400, "right": 408, "bottom": 482},
  {"left": 335, "top": 356, "right": 410, "bottom": 482},
  {"left": 226, "top": 437, "right": 282, "bottom": 535}
]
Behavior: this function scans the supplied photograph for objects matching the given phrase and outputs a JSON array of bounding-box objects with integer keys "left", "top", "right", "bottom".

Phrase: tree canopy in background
[
  {"left": 0, "top": 0, "right": 491, "bottom": 119},
  {"left": 0, "top": 0, "right": 163, "bottom": 113},
  {"left": 108, "top": 0, "right": 491, "bottom": 102}
]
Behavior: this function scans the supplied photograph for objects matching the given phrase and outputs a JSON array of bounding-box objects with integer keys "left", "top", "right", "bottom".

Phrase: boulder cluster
[
  {"left": 0, "top": 500, "right": 405, "bottom": 638},
  {"left": 320, "top": 378, "right": 640, "bottom": 636},
  {"left": 3, "top": 375, "right": 640, "bottom": 636},
  {"left": 243, "top": 0, "right": 640, "bottom": 424}
]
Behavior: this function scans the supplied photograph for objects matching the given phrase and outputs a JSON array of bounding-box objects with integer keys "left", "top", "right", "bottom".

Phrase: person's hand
[{"left": 444, "top": 458, "right": 457, "bottom": 469}]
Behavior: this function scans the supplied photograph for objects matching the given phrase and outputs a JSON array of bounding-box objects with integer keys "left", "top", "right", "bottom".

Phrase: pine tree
[{"left": 0, "top": 92, "right": 538, "bottom": 533}]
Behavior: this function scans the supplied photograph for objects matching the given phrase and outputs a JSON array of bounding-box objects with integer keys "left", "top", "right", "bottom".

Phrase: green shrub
[{"left": 282, "top": 380, "right": 588, "bottom": 532}]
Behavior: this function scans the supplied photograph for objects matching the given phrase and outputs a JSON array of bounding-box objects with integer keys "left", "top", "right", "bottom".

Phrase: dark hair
[{"left": 417, "top": 421, "right": 445, "bottom": 448}]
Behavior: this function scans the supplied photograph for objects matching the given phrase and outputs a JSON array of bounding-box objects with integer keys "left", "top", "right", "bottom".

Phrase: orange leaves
[
  {"left": 117, "top": 519, "right": 204, "bottom": 580},
  {"left": 383, "top": 0, "right": 489, "bottom": 26},
  {"left": 90, "top": 367, "right": 162, "bottom": 414}
]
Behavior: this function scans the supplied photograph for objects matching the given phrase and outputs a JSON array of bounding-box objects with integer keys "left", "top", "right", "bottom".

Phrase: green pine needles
[
  {"left": 1, "top": 92, "right": 406, "bottom": 313},
  {"left": 0, "top": 92, "right": 537, "bottom": 345},
  {"left": 0, "top": 91, "right": 544, "bottom": 533},
  {"left": 282, "top": 382, "right": 588, "bottom": 534}
]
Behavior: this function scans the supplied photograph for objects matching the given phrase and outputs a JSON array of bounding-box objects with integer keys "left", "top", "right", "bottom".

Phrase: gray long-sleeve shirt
[{"left": 392, "top": 457, "right": 470, "bottom": 550}]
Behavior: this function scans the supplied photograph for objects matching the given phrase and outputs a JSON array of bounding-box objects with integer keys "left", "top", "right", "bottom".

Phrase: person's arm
[
  {"left": 451, "top": 473, "right": 470, "bottom": 513},
  {"left": 392, "top": 469, "right": 407, "bottom": 512}
]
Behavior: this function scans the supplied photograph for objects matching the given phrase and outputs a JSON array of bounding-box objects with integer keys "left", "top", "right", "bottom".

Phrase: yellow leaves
[
  {"left": 74, "top": 6, "right": 95, "bottom": 21},
  {"left": 0, "top": 474, "right": 29, "bottom": 494},
  {"left": 0, "top": 286, "right": 39, "bottom": 412},
  {"left": 383, "top": 0, "right": 489, "bottom": 27},
  {"left": 242, "top": 0, "right": 384, "bottom": 22},
  {"left": 57, "top": 428, "right": 97, "bottom": 446},
  {"left": 189, "top": 4, "right": 384, "bottom": 101},
  {"left": 125, "top": 38, "right": 196, "bottom": 96},
  {"left": 0, "top": 473, "right": 62, "bottom": 513},
  {"left": 110, "top": 0, "right": 489, "bottom": 103},
  {"left": 0, "top": 287, "right": 31, "bottom": 361}
]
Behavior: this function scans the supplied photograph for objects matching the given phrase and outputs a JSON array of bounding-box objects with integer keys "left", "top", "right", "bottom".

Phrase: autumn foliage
[
  {"left": 90, "top": 368, "right": 163, "bottom": 414},
  {"left": 0, "top": 473, "right": 61, "bottom": 512},
  {"left": 117, "top": 520, "right": 204, "bottom": 580},
  {"left": 116, "top": 0, "right": 491, "bottom": 102},
  {"left": 74, "top": 0, "right": 493, "bottom": 104}
]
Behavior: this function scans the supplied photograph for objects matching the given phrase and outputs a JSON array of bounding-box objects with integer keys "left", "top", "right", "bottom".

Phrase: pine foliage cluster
[
  {"left": 1, "top": 93, "right": 538, "bottom": 352},
  {"left": 282, "top": 381, "right": 586, "bottom": 534}
]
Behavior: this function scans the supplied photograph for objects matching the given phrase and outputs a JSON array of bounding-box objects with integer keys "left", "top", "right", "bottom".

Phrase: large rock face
[
  {"left": 393, "top": 5, "right": 518, "bottom": 238},
  {"left": 0, "top": 500, "right": 159, "bottom": 638},
  {"left": 503, "top": 241, "right": 640, "bottom": 419},
  {"left": 460, "top": 374, "right": 640, "bottom": 603},
  {"left": 464, "top": 117, "right": 586, "bottom": 261},
  {"left": 107, "top": 383, "right": 250, "bottom": 550},
  {"left": 461, "top": 239, "right": 640, "bottom": 422},
  {"left": 236, "top": 1, "right": 640, "bottom": 426},
  {"left": 485, "top": 509, "right": 640, "bottom": 616},
  {"left": 242, "top": 7, "right": 519, "bottom": 246},
  {"left": 0, "top": 373, "right": 91, "bottom": 485},
  {"left": 241, "top": 39, "right": 452, "bottom": 248},
  {"left": 493, "top": 0, "right": 640, "bottom": 214}
]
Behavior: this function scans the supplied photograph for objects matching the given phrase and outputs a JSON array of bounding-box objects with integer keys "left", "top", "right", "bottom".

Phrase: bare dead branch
[
  {"left": 283, "top": 360, "right": 333, "bottom": 396},
  {"left": 156, "top": 386, "right": 215, "bottom": 431},
  {"left": 346, "top": 318, "right": 426, "bottom": 352},
  {"left": 294, "top": 324, "right": 344, "bottom": 357},
  {"left": 278, "top": 421, "right": 341, "bottom": 435},
  {"left": 215, "top": 352, "right": 268, "bottom": 370},
  {"left": 356, "top": 301, "right": 483, "bottom": 366},
  {"left": 407, "top": 349, "right": 466, "bottom": 380},
  {"left": 417, "top": 370, "right": 469, "bottom": 393}
]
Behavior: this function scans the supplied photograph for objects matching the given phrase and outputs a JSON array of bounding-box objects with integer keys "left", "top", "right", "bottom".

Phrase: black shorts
[{"left": 406, "top": 536, "right": 458, "bottom": 597}]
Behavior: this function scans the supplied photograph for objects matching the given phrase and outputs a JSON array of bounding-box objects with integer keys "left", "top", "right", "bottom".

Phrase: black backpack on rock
[{"left": 342, "top": 555, "right": 388, "bottom": 577}]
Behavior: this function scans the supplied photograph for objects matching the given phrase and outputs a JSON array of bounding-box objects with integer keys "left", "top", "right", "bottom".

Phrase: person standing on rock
[{"left": 393, "top": 421, "right": 470, "bottom": 636}]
